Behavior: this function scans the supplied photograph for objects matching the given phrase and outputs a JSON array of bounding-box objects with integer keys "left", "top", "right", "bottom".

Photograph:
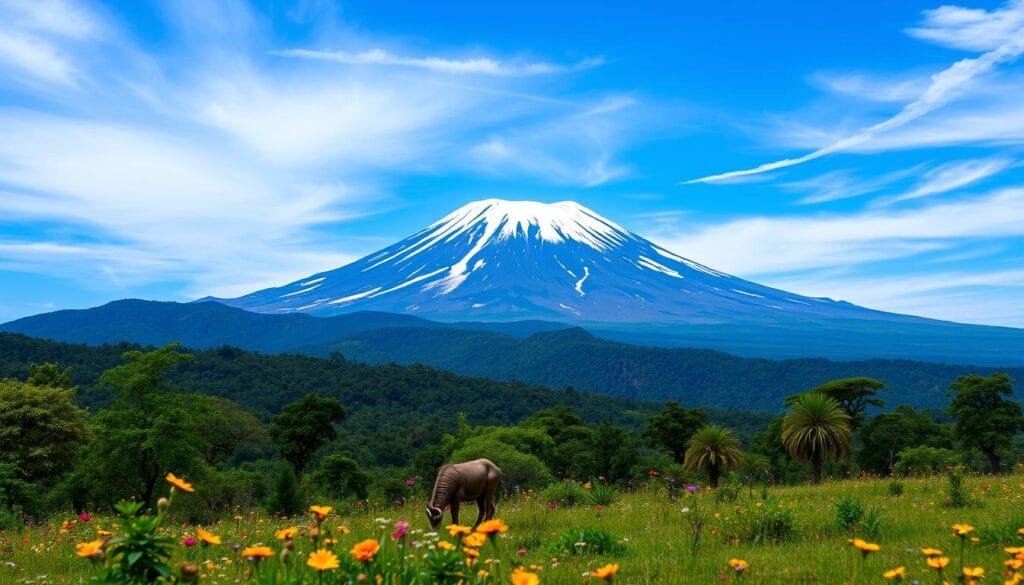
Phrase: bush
[
  {"left": 747, "top": 498, "right": 797, "bottom": 543},
  {"left": 713, "top": 480, "right": 741, "bottom": 504},
  {"left": 862, "top": 506, "right": 884, "bottom": 540},
  {"left": 268, "top": 465, "right": 302, "bottom": 515},
  {"left": 539, "top": 482, "right": 588, "bottom": 507},
  {"left": 547, "top": 526, "right": 624, "bottom": 556},
  {"left": 585, "top": 482, "right": 620, "bottom": 507},
  {"left": 894, "top": 446, "right": 961, "bottom": 476},
  {"left": 311, "top": 454, "right": 370, "bottom": 500},
  {"left": 945, "top": 468, "right": 972, "bottom": 509},
  {"left": 887, "top": 480, "right": 904, "bottom": 497},
  {"left": 450, "top": 438, "right": 553, "bottom": 490},
  {"left": 834, "top": 496, "right": 865, "bottom": 532}
]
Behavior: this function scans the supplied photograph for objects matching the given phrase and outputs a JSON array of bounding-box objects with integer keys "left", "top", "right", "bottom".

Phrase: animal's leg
[
  {"left": 473, "top": 497, "right": 486, "bottom": 528},
  {"left": 484, "top": 477, "right": 498, "bottom": 520},
  {"left": 450, "top": 501, "right": 460, "bottom": 526}
]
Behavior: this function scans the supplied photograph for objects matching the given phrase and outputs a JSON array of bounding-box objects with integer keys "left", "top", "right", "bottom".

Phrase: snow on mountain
[{"left": 218, "top": 199, "right": 918, "bottom": 324}]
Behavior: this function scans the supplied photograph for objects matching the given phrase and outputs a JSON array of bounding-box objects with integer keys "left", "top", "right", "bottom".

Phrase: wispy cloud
[
  {"left": 682, "top": 0, "right": 1024, "bottom": 184},
  {"left": 272, "top": 48, "right": 603, "bottom": 76},
  {"left": 872, "top": 157, "right": 1013, "bottom": 206},
  {"left": 784, "top": 166, "right": 920, "bottom": 205}
]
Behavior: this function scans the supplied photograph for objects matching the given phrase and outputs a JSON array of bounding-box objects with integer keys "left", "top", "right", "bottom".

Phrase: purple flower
[
  {"left": 405, "top": 479, "right": 416, "bottom": 487},
  {"left": 685, "top": 484, "right": 700, "bottom": 493},
  {"left": 182, "top": 537, "right": 197, "bottom": 547}
]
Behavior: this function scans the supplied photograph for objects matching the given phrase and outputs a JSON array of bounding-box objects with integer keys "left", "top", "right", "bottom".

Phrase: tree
[
  {"left": 311, "top": 454, "right": 370, "bottom": 500},
  {"left": 781, "top": 393, "right": 852, "bottom": 484},
  {"left": 270, "top": 394, "right": 347, "bottom": 477},
  {"left": 893, "top": 446, "right": 961, "bottom": 476},
  {"left": 858, "top": 406, "right": 952, "bottom": 475},
  {"left": 521, "top": 406, "right": 597, "bottom": 479},
  {"left": 0, "top": 378, "right": 90, "bottom": 484},
  {"left": 737, "top": 452, "right": 772, "bottom": 494},
  {"left": 683, "top": 425, "right": 744, "bottom": 488},
  {"left": 947, "top": 373, "right": 1023, "bottom": 474},
  {"left": 269, "top": 464, "right": 302, "bottom": 515},
  {"left": 791, "top": 377, "right": 885, "bottom": 432},
  {"left": 642, "top": 402, "right": 706, "bottom": 463},
  {"left": 592, "top": 421, "right": 639, "bottom": 482},
  {"left": 27, "top": 362, "right": 74, "bottom": 389},
  {"left": 98, "top": 343, "right": 193, "bottom": 404}
]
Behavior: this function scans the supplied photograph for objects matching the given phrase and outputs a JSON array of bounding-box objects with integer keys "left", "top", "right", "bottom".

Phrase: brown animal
[{"left": 426, "top": 458, "right": 502, "bottom": 529}]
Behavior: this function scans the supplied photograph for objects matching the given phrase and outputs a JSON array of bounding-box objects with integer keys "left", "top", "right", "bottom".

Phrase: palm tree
[
  {"left": 738, "top": 452, "right": 772, "bottom": 496},
  {"left": 683, "top": 424, "right": 744, "bottom": 488},
  {"left": 781, "top": 393, "right": 852, "bottom": 484}
]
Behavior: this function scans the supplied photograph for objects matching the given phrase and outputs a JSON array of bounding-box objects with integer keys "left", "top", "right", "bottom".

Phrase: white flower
[{"left": 682, "top": 507, "right": 691, "bottom": 514}]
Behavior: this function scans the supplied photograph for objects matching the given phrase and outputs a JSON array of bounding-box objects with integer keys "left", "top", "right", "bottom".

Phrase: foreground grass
[{"left": 2, "top": 472, "right": 1024, "bottom": 583}]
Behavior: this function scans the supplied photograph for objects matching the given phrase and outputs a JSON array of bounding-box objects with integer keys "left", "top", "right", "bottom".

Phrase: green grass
[{"left": 3, "top": 472, "right": 1024, "bottom": 583}]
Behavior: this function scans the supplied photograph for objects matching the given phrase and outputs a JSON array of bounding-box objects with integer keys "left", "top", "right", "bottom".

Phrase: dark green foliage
[
  {"left": 585, "top": 482, "right": 619, "bottom": 507},
  {"left": 834, "top": 496, "right": 865, "bottom": 532},
  {"left": 547, "top": 526, "right": 624, "bottom": 556},
  {"left": 27, "top": 362, "right": 74, "bottom": 388},
  {"left": 887, "top": 480, "right": 904, "bottom": 497},
  {"left": 269, "top": 464, "right": 302, "bottom": 515},
  {"left": 539, "top": 482, "right": 589, "bottom": 507},
  {"left": 270, "top": 393, "right": 346, "bottom": 476},
  {"left": 945, "top": 468, "right": 970, "bottom": 509},
  {"left": 310, "top": 454, "right": 370, "bottom": 500},
  {"left": 0, "top": 378, "right": 90, "bottom": 484},
  {"left": 642, "top": 402, "right": 706, "bottom": 463},
  {"left": 94, "top": 500, "right": 176, "bottom": 583},
  {"left": 858, "top": 406, "right": 953, "bottom": 475},
  {"left": 806, "top": 377, "right": 885, "bottom": 431},
  {"left": 894, "top": 446, "right": 961, "bottom": 476},
  {"left": 0, "top": 464, "right": 37, "bottom": 524},
  {"left": 947, "top": 373, "right": 1023, "bottom": 473}
]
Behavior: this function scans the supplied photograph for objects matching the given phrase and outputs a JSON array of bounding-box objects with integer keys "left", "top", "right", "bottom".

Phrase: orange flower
[
  {"left": 165, "top": 473, "right": 194, "bottom": 493},
  {"left": 510, "top": 567, "right": 540, "bottom": 585},
  {"left": 241, "top": 546, "right": 274, "bottom": 560},
  {"left": 849, "top": 538, "right": 881, "bottom": 554},
  {"left": 963, "top": 566, "right": 984, "bottom": 577},
  {"left": 447, "top": 524, "right": 472, "bottom": 537},
  {"left": 882, "top": 566, "right": 905, "bottom": 580},
  {"left": 437, "top": 540, "right": 456, "bottom": 551},
  {"left": 351, "top": 539, "right": 380, "bottom": 562},
  {"left": 1007, "top": 547, "right": 1024, "bottom": 555},
  {"left": 337, "top": 525, "right": 352, "bottom": 535},
  {"left": 275, "top": 527, "right": 298, "bottom": 540},
  {"left": 591, "top": 563, "right": 620, "bottom": 579},
  {"left": 309, "top": 506, "right": 332, "bottom": 521},
  {"left": 463, "top": 547, "right": 480, "bottom": 559},
  {"left": 952, "top": 523, "right": 975, "bottom": 537},
  {"left": 475, "top": 519, "right": 508, "bottom": 536},
  {"left": 463, "top": 532, "right": 487, "bottom": 548},
  {"left": 728, "top": 559, "right": 749, "bottom": 574},
  {"left": 306, "top": 549, "right": 340, "bottom": 571},
  {"left": 197, "top": 528, "right": 221, "bottom": 546},
  {"left": 920, "top": 547, "right": 943, "bottom": 557},
  {"left": 926, "top": 557, "right": 950, "bottom": 570},
  {"left": 1005, "top": 558, "right": 1024, "bottom": 570},
  {"left": 75, "top": 540, "right": 104, "bottom": 558}
]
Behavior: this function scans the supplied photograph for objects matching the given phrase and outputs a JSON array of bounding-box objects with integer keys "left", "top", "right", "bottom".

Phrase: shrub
[
  {"left": 887, "top": 479, "right": 904, "bottom": 497},
  {"left": 311, "top": 454, "right": 370, "bottom": 500},
  {"left": 713, "top": 480, "right": 741, "bottom": 504},
  {"left": 747, "top": 499, "right": 797, "bottom": 543},
  {"left": 944, "top": 468, "right": 972, "bottom": 509},
  {"left": 894, "top": 446, "right": 961, "bottom": 476},
  {"left": 861, "top": 506, "right": 884, "bottom": 540},
  {"left": 268, "top": 464, "right": 302, "bottom": 515},
  {"left": 450, "top": 439, "right": 553, "bottom": 490},
  {"left": 834, "top": 496, "right": 865, "bottom": 532},
  {"left": 539, "top": 481, "right": 588, "bottom": 507},
  {"left": 547, "top": 526, "right": 624, "bottom": 556},
  {"left": 586, "top": 482, "right": 620, "bottom": 507}
]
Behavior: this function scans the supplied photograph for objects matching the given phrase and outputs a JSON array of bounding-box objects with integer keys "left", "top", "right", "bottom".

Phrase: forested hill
[{"left": 316, "top": 327, "right": 1024, "bottom": 411}]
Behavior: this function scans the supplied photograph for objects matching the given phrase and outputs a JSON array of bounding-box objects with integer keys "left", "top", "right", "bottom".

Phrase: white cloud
[
  {"left": 784, "top": 166, "right": 920, "bottom": 205},
  {"left": 683, "top": 0, "right": 1024, "bottom": 184},
  {"left": 0, "top": 31, "right": 77, "bottom": 86},
  {"left": 809, "top": 71, "right": 927, "bottom": 102},
  {"left": 272, "top": 48, "right": 603, "bottom": 76},
  {"left": 873, "top": 157, "right": 1013, "bottom": 206}
]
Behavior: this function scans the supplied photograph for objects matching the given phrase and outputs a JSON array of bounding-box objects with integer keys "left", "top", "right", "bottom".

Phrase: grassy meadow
[{"left": 3, "top": 471, "right": 1023, "bottom": 584}]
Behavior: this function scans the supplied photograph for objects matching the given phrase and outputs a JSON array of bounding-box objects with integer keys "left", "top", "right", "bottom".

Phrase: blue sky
[{"left": 1, "top": 0, "right": 1023, "bottom": 326}]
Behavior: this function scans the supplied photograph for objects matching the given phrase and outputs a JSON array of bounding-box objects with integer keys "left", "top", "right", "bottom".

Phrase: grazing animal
[{"left": 426, "top": 458, "right": 502, "bottom": 529}]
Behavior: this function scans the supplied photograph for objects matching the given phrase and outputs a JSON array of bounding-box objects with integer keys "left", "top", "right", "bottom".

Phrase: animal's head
[{"left": 426, "top": 506, "right": 443, "bottom": 529}]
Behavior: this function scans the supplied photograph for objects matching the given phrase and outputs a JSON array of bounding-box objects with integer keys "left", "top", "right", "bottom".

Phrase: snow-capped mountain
[{"left": 218, "top": 199, "right": 920, "bottom": 324}]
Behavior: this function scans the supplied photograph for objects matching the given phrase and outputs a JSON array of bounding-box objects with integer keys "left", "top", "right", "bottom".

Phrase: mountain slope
[{"left": 217, "top": 199, "right": 923, "bottom": 325}]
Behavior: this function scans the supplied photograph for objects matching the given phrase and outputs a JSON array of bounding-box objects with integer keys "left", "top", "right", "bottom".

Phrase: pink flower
[
  {"left": 77, "top": 513, "right": 91, "bottom": 523},
  {"left": 405, "top": 479, "right": 415, "bottom": 487},
  {"left": 517, "top": 548, "right": 527, "bottom": 557},
  {"left": 547, "top": 501, "right": 557, "bottom": 509},
  {"left": 182, "top": 537, "right": 197, "bottom": 547},
  {"left": 391, "top": 520, "right": 409, "bottom": 541},
  {"left": 594, "top": 504, "right": 604, "bottom": 511}
]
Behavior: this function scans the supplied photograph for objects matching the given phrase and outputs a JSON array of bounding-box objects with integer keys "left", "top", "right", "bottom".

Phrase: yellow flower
[
  {"left": 591, "top": 563, "right": 620, "bottom": 579},
  {"left": 241, "top": 546, "right": 274, "bottom": 560},
  {"left": 463, "top": 532, "right": 487, "bottom": 548},
  {"left": 197, "top": 528, "right": 221, "bottom": 546},
  {"left": 351, "top": 539, "right": 380, "bottom": 562},
  {"left": 274, "top": 527, "right": 298, "bottom": 540},
  {"left": 1005, "top": 558, "right": 1024, "bottom": 570},
  {"left": 337, "top": 525, "right": 352, "bottom": 535},
  {"left": 1007, "top": 547, "right": 1024, "bottom": 555},
  {"left": 729, "top": 559, "right": 749, "bottom": 573},
  {"left": 96, "top": 529, "right": 113, "bottom": 538},
  {"left": 306, "top": 549, "right": 340, "bottom": 571},
  {"left": 437, "top": 541, "right": 456, "bottom": 551},
  {"left": 75, "top": 540, "right": 104, "bottom": 558},
  {"left": 920, "top": 547, "right": 943, "bottom": 557},
  {"left": 952, "top": 523, "right": 975, "bottom": 537},
  {"left": 963, "top": 566, "right": 985, "bottom": 577},
  {"left": 165, "top": 472, "right": 194, "bottom": 493},
  {"left": 926, "top": 556, "right": 950, "bottom": 570},
  {"left": 849, "top": 538, "right": 881, "bottom": 554},
  {"left": 309, "top": 505, "right": 332, "bottom": 521},
  {"left": 510, "top": 567, "right": 540, "bottom": 585},
  {"left": 477, "top": 569, "right": 490, "bottom": 578},
  {"left": 446, "top": 524, "right": 472, "bottom": 537},
  {"left": 464, "top": 547, "right": 480, "bottom": 559},
  {"left": 1018, "top": 527, "right": 1024, "bottom": 535},
  {"left": 883, "top": 566, "right": 906, "bottom": 580},
  {"left": 475, "top": 519, "right": 508, "bottom": 536}
]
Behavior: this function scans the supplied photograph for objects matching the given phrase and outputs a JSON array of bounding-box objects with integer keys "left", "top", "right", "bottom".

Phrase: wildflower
[
  {"left": 475, "top": 519, "right": 508, "bottom": 536},
  {"left": 179, "top": 562, "right": 199, "bottom": 583},
  {"left": 405, "top": 479, "right": 416, "bottom": 487},
  {"left": 648, "top": 469, "right": 659, "bottom": 478},
  {"left": 511, "top": 567, "right": 540, "bottom": 585},
  {"left": 182, "top": 537, "right": 197, "bottom": 547},
  {"left": 517, "top": 548, "right": 527, "bottom": 557},
  {"left": 595, "top": 504, "right": 604, "bottom": 511},
  {"left": 685, "top": 484, "right": 700, "bottom": 493},
  {"left": 1007, "top": 547, "right": 1024, "bottom": 555},
  {"left": 952, "top": 523, "right": 975, "bottom": 537},
  {"left": 242, "top": 546, "right": 274, "bottom": 560},
  {"left": 337, "top": 525, "right": 352, "bottom": 535},
  {"left": 309, "top": 505, "right": 332, "bottom": 521},
  {"left": 392, "top": 520, "right": 409, "bottom": 541},
  {"left": 547, "top": 501, "right": 557, "bottom": 509},
  {"left": 75, "top": 540, "right": 104, "bottom": 559},
  {"left": 463, "top": 532, "right": 487, "bottom": 548},
  {"left": 1006, "top": 558, "right": 1024, "bottom": 570},
  {"left": 307, "top": 549, "right": 340, "bottom": 571},
  {"left": 882, "top": 566, "right": 906, "bottom": 580},
  {"left": 1018, "top": 528, "right": 1024, "bottom": 535},
  {"left": 60, "top": 520, "right": 73, "bottom": 533},
  {"left": 591, "top": 563, "right": 620, "bottom": 580},
  {"left": 165, "top": 473, "right": 195, "bottom": 493},
  {"left": 437, "top": 540, "right": 456, "bottom": 551},
  {"left": 197, "top": 528, "right": 221, "bottom": 546},
  {"left": 849, "top": 538, "right": 881, "bottom": 556},
  {"left": 920, "top": 547, "right": 943, "bottom": 557},
  {"left": 464, "top": 547, "right": 480, "bottom": 560},
  {"left": 963, "top": 566, "right": 984, "bottom": 577},
  {"left": 274, "top": 527, "right": 298, "bottom": 540},
  {"left": 729, "top": 559, "right": 749, "bottom": 574},
  {"left": 477, "top": 569, "right": 490, "bottom": 578},
  {"left": 446, "top": 524, "right": 472, "bottom": 537},
  {"left": 926, "top": 556, "right": 950, "bottom": 570},
  {"left": 77, "top": 513, "right": 92, "bottom": 523},
  {"left": 351, "top": 539, "right": 380, "bottom": 562}
]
